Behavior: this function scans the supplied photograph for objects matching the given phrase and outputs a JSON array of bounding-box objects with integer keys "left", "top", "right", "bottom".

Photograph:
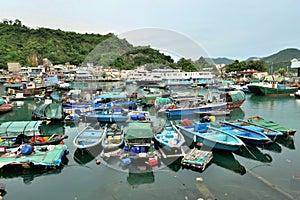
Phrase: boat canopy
[
  {"left": 227, "top": 91, "right": 246, "bottom": 102},
  {"left": 34, "top": 103, "right": 63, "bottom": 120},
  {"left": 0, "top": 120, "right": 44, "bottom": 137},
  {"left": 125, "top": 123, "right": 153, "bottom": 139},
  {"left": 155, "top": 97, "right": 172, "bottom": 105}
]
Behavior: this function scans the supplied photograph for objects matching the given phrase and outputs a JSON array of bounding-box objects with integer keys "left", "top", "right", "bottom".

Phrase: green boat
[
  {"left": 247, "top": 82, "right": 298, "bottom": 96},
  {"left": 247, "top": 116, "right": 297, "bottom": 136}
]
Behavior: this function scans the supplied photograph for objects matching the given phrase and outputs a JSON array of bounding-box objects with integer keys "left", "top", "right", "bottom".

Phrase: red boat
[{"left": 0, "top": 103, "right": 14, "bottom": 113}]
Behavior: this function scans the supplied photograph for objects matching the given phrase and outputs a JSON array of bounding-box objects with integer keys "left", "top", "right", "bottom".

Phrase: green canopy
[
  {"left": 125, "top": 123, "right": 153, "bottom": 139},
  {"left": 0, "top": 121, "right": 44, "bottom": 137},
  {"left": 227, "top": 91, "right": 246, "bottom": 102}
]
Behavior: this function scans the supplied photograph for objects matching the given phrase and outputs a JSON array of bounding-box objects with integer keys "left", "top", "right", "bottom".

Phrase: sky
[{"left": 1, "top": 0, "right": 300, "bottom": 61}]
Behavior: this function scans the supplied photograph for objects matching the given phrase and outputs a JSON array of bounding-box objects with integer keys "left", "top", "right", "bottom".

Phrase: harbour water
[{"left": 0, "top": 82, "right": 300, "bottom": 200}]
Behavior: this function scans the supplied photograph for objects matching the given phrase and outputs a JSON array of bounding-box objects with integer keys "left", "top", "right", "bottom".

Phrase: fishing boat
[
  {"left": 32, "top": 102, "right": 63, "bottom": 121},
  {"left": 0, "top": 144, "right": 68, "bottom": 169},
  {"left": 124, "top": 122, "right": 156, "bottom": 159},
  {"left": 73, "top": 124, "right": 107, "bottom": 149},
  {"left": 80, "top": 109, "right": 129, "bottom": 123},
  {"left": 220, "top": 90, "right": 246, "bottom": 109},
  {"left": 247, "top": 116, "right": 297, "bottom": 136},
  {"left": 215, "top": 121, "right": 272, "bottom": 145},
  {"left": 247, "top": 81, "right": 298, "bottom": 96},
  {"left": 225, "top": 119, "right": 284, "bottom": 140},
  {"left": 154, "top": 121, "right": 185, "bottom": 153},
  {"left": 0, "top": 97, "right": 14, "bottom": 113},
  {"left": 0, "top": 120, "right": 68, "bottom": 148},
  {"left": 176, "top": 121, "right": 244, "bottom": 152},
  {"left": 101, "top": 124, "right": 125, "bottom": 151},
  {"left": 159, "top": 101, "right": 227, "bottom": 118}
]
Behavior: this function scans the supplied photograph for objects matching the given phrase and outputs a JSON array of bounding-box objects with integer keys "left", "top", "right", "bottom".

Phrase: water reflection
[
  {"left": 227, "top": 107, "right": 245, "bottom": 120},
  {"left": 276, "top": 136, "right": 296, "bottom": 150},
  {"left": 234, "top": 146, "right": 273, "bottom": 163},
  {"left": 258, "top": 142, "right": 282, "bottom": 153},
  {"left": 212, "top": 151, "right": 246, "bottom": 175},
  {"left": 73, "top": 146, "right": 101, "bottom": 165},
  {"left": 0, "top": 156, "right": 68, "bottom": 184},
  {"left": 127, "top": 165, "right": 155, "bottom": 187}
]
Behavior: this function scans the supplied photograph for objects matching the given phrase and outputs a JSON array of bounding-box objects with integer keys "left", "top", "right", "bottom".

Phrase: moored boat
[
  {"left": 247, "top": 116, "right": 297, "bottom": 136},
  {"left": 215, "top": 121, "right": 272, "bottom": 145},
  {"left": 176, "top": 121, "right": 244, "bottom": 152},
  {"left": 225, "top": 119, "right": 284, "bottom": 140},
  {"left": 154, "top": 121, "right": 185, "bottom": 153},
  {"left": 101, "top": 124, "right": 125, "bottom": 151},
  {"left": 73, "top": 125, "right": 107, "bottom": 149},
  {"left": 247, "top": 81, "right": 298, "bottom": 96}
]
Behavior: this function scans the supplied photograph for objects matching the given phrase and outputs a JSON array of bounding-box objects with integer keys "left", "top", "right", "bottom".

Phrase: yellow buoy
[{"left": 209, "top": 116, "right": 216, "bottom": 122}]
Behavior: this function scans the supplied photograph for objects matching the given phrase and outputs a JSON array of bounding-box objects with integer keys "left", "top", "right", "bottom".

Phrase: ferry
[{"left": 124, "top": 68, "right": 215, "bottom": 86}]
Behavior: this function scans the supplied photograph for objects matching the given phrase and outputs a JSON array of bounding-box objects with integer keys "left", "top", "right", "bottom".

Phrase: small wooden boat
[
  {"left": 101, "top": 124, "right": 125, "bottom": 151},
  {"left": 154, "top": 121, "right": 185, "bottom": 152},
  {"left": 216, "top": 121, "right": 272, "bottom": 145},
  {"left": 247, "top": 116, "right": 297, "bottom": 136},
  {"left": 73, "top": 125, "right": 107, "bottom": 149},
  {"left": 0, "top": 102, "right": 14, "bottom": 113},
  {"left": 176, "top": 122, "right": 244, "bottom": 152},
  {"left": 224, "top": 119, "right": 284, "bottom": 140}
]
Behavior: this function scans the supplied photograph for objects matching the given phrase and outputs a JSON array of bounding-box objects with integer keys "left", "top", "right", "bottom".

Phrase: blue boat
[
  {"left": 223, "top": 120, "right": 284, "bottom": 140},
  {"left": 154, "top": 121, "right": 185, "bottom": 152},
  {"left": 101, "top": 124, "right": 125, "bottom": 151},
  {"left": 73, "top": 125, "right": 107, "bottom": 149},
  {"left": 176, "top": 122, "right": 244, "bottom": 152},
  {"left": 161, "top": 102, "right": 227, "bottom": 118},
  {"left": 215, "top": 121, "right": 272, "bottom": 145},
  {"left": 80, "top": 109, "right": 129, "bottom": 123}
]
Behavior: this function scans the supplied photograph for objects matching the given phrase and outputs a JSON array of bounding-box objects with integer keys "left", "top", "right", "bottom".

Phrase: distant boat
[
  {"left": 32, "top": 102, "right": 63, "bottom": 121},
  {"left": 154, "top": 121, "right": 185, "bottom": 152},
  {"left": 247, "top": 82, "right": 298, "bottom": 96},
  {"left": 247, "top": 116, "right": 297, "bottom": 136},
  {"left": 81, "top": 110, "right": 129, "bottom": 123},
  {"left": 221, "top": 90, "right": 246, "bottom": 109},
  {"left": 215, "top": 121, "right": 272, "bottom": 145},
  {"left": 294, "top": 90, "right": 300, "bottom": 99},
  {"left": 73, "top": 125, "right": 107, "bottom": 149},
  {"left": 101, "top": 124, "right": 125, "bottom": 151},
  {"left": 224, "top": 119, "right": 284, "bottom": 140},
  {"left": 176, "top": 121, "right": 244, "bottom": 152}
]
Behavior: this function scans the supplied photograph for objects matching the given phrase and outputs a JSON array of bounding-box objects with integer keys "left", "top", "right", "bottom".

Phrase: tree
[{"left": 177, "top": 58, "right": 197, "bottom": 71}]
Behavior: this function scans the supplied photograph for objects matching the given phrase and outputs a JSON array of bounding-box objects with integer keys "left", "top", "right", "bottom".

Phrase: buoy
[{"left": 96, "top": 159, "right": 101, "bottom": 165}]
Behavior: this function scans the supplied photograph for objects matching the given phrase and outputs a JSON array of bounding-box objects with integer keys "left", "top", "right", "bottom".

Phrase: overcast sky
[{"left": 1, "top": 0, "right": 300, "bottom": 61}]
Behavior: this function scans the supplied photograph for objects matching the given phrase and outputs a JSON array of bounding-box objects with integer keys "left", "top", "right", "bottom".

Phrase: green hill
[{"left": 0, "top": 19, "right": 175, "bottom": 69}]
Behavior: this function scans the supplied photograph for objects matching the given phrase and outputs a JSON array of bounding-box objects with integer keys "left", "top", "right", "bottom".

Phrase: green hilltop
[
  {"left": 0, "top": 19, "right": 299, "bottom": 73},
  {"left": 0, "top": 19, "right": 178, "bottom": 70}
]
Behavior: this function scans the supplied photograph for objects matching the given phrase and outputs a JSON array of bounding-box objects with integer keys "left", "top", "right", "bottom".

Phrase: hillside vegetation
[
  {"left": 1, "top": 19, "right": 206, "bottom": 71},
  {"left": 0, "top": 19, "right": 298, "bottom": 74}
]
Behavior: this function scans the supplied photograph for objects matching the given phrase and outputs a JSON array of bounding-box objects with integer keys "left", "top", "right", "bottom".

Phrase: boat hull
[
  {"left": 177, "top": 125, "right": 243, "bottom": 152},
  {"left": 248, "top": 85, "right": 298, "bottom": 96}
]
